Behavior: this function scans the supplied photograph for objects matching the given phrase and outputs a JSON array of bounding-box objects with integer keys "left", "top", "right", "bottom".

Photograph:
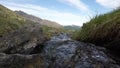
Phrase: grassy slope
[
  {"left": 42, "top": 25, "right": 65, "bottom": 40},
  {"left": 14, "top": 10, "right": 65, "bottom": 39},
  {"left": 0, "top": 4, "right": 65, "bottom": 40},
  {"left": 74, "top": 8, "right": 120, "bottom": 46},
  {"left": 0, "top": 5, "right": 27, "bottom": 36},
  {"left": 15, "top": 11, "right": 63, "bottom": 28}
]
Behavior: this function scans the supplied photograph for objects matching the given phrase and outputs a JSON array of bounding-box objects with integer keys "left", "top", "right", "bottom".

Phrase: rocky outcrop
[
  {"left": 0, "top": 53, "right": 45, "bottom": 68},
  {"left": 0, "top": 23, "right": 46, "bottom": 54},
  {"left": 71, "top": 43, "right": 120, "bottom": 68},
  {"left": 0, "top": 22, "right": 47, "bottom": 68}
]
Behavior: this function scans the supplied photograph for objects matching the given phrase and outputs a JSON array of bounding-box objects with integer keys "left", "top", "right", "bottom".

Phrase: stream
[
  {"left": 41, "top": 33, "right": 120, "bottom": 68},
  {"left": 0, "top": 33, "right": 120, "bottom": 68}
]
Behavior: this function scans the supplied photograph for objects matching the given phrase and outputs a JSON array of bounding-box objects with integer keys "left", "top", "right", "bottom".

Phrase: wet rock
[
  {"left": 0, "top": 23, "right": 46, "bottom": 54},
  {"left": 0, "top": 33, "right": 120, "bottom": 68},
  {"left": 50, "top": 33, "right": 71, "bottom": 41},
  {"left": 42, "top": 34, "right": 120, "bottom": 68},
  {"left": 70, "top": 42, "right": 120, "bottom": 68},
  {"left": 0, "top": 53, "right": 46, "bottom": 68}
]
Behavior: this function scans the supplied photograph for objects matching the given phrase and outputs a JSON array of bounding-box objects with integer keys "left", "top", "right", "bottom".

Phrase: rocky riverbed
[{"left": 0, "top": 33, "right": 120, "bottom": 68}]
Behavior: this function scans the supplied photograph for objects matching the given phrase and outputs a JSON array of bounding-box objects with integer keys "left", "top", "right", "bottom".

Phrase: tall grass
[{"left": 74, "top": 8, "right": 120, "bottom": 43}]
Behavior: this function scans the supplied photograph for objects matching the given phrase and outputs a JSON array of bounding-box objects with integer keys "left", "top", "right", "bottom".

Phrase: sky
[{"left": 0, "top": 0, "right": 120, "bottom": 26}]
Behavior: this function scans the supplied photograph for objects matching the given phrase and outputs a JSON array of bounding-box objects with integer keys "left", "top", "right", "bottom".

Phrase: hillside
[
  {"left": 64, "top": 25, "right": 81, "bottom": 36},
  {"left": 15, "top": 11, "right": 63, "bottom": 28},
  {"left": 0, "top": 5, "right": 28, "bottom": 36},
  {"left": 64, "top": 25, "right": 80, "bottom": 30},
  {"left": 0, "top": 4, "right": 64, "bottom": 40},
  {"left": 15, "top": 11, "right": 64, "bottom": 38},
  {"left": 0, "top": 4, "right": 47, "bottom": 53},
  {"left": 74, "top": 8, "right": 120, "bottom": 56}
]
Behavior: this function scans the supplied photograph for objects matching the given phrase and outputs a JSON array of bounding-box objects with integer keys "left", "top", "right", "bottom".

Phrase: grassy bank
[{"left": 74, "top": 8, "right": 120, "bottom": 46}]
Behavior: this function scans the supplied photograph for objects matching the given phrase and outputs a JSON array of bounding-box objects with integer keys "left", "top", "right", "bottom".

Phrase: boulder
[
  {"left": 0, "top": 23, "right": 46, "bottom": 54},
  {"left": 0, "top": 53, "right": 45, "bottom": 68}
]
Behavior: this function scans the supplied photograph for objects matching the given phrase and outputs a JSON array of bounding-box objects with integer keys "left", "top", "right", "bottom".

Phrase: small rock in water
[{"left": 50, "top": 33, "right": 71, "bottom": 41}]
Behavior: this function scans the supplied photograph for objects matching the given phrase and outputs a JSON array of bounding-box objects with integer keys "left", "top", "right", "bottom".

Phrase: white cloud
[
  {"left": 59, "top": 0, "right": 89, "bottom": 11},
  {"left": 0, "top": 1, "right": 90, "bottom": 26},
  {"left": 96, "top": 0, "right": 120, "bottom": 9}
]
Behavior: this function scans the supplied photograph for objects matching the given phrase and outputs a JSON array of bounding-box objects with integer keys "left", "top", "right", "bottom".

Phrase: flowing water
[
  {"left": 41, "top": 33, "right": 120, "bottom": 68},
  {"left": 0, "top": 33, "right": 119, "bottom": 68}
]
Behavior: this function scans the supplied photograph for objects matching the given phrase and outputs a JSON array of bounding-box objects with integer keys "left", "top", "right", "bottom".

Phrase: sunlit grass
[{"left": 74, "top": 8, "right": 120, "bottom": 44}]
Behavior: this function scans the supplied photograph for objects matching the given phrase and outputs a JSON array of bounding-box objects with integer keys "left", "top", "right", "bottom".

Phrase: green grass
[
  {"left": 0, "top": 4, "right": 65, "bottom": 40},
  {"left": 74, "top": 8, "right": 120, "bottom": 45},
  {"left": 0, "top": 4, "right": 27, "bottom": 36},
  {"left": 42, "top": 25, "right": 65, "bottom": 40}
]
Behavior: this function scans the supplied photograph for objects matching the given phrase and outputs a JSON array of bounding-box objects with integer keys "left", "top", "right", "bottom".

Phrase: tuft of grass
[{"left": 74, "top": 8, "right": 120, "bottom": 45}]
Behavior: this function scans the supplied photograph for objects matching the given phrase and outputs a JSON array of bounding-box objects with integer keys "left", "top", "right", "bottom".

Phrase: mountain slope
[
  {"left": 15, "top": 11, "right": 63, "bottom": 28},
  {"left": 0, "top": 4, "right": 46, "bottom": 54},
  {"left": 0, "top": 5, "right": 28, "bottom": 36},
  {"left": 15, "top": 10, "right": 42, "bottom": 23}
]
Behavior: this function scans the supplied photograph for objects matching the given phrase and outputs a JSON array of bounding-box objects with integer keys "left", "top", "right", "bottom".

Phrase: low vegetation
[
  {"left": 74, "top": 8, "right": 120, "bottom": 47},
  {"left": 0, "top": 5, "right": 30, "bottom": 36},
  {"left": 42, "top": 25, "right": 65, "bottom": 40},
  {"left": 0, "top": 4, "right": 64, "bottom": 40},
  {"left": 63, "top": 25, "right": 81, "bottom": 37}
]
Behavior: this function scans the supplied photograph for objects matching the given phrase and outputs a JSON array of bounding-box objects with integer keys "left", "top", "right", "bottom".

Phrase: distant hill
[
  {"left": 64, "top": 25, "right": 80, "bottom": 30},
  {"left": 15, "top": 11, "right": 63, "bottom": 28}
]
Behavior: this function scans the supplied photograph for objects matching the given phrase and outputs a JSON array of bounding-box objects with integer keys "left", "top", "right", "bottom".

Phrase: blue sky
[{"left": 0, "top": 0, "right": 120, "bottom": 26}]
